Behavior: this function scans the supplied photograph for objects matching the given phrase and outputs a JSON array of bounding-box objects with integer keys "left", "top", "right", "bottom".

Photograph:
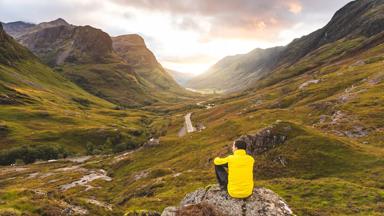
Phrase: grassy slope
[
  {"left": 0, "top": 59, "right": 156, "bottom": 156},
  {"left": 104, "top": 37, "right": 384, "bottom": 215}
]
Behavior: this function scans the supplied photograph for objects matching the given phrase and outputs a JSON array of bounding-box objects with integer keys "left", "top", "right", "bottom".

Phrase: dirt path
[{"left": 185, "top": 113, "right": 196, "bottom": 133}]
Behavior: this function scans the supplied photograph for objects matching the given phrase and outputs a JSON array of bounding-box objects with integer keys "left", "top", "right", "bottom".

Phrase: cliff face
[
  {"left": 15, "top": 23, "right": 114, "bottom": 65},
  {"left": 112, "top": 34, "right": 158, "bottom": 66}
]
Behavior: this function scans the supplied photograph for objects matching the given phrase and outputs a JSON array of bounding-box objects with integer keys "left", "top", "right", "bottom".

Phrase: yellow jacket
[{"left": 214, "top": 149, "right": 255, "bottom": 198}]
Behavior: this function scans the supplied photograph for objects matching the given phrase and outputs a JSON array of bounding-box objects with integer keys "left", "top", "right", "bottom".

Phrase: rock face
[
  {"left": 14, "top": 22, "right": 114, "bottom": 65},
  {"left": 237, "top": 123, "right": 288, "bottom": 157},
  {"left": 2, "top": 21, "right": 35, "bottom": 37},
  {"left": 112, "top": 34, "right": 158, "bottom": 67},
  {"left": 162, "top": 185, "right": 292, "bottom": 216}
]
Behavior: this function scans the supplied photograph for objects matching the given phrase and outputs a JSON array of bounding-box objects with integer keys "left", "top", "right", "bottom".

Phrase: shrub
[{"left": 0, "top": 144, "right": 69, "bottom": 165}]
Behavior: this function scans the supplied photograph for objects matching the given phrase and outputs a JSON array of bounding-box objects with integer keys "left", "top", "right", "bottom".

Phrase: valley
[{"left": 1, "top": 0, "right": 384, "bottom": 215}]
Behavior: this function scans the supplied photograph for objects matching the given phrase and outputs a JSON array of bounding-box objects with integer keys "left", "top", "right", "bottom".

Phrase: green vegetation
[
  {"left": 0, "top": 144, "right": 68, "bottom": 165},
  {"left": 1, "top": 5, "right": 384, "bottom": 215}
]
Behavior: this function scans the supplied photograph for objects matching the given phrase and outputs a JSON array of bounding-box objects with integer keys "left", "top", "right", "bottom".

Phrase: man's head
[{"left": 232, "top": 140, "right": 247, "bottom": 152}]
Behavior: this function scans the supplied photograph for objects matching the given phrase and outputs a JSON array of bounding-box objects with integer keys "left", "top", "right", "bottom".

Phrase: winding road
[{"left": 184, "top": 113, "right": 196, "bottom": 133}]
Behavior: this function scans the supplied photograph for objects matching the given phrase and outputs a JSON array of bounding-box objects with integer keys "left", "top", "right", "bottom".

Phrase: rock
[
  {"left": 237, "top": 124, "right": 288, "bottom": 156},
  {"left": 319, "top": 115, "right": 328, "bottom": 123},
  {"left": 299, "top": 79, "right": 320, "bottom": 90},
  {"left": 351, "top": 60, "right": 365, "bottom": 66},
  {"left": 125, "top": 210, "right": 161, "bottom": 216},
  {"left": 144, "top": 138, "right": 160, "bottom": 147},
  {"left": 161, "top": 206, "right": 178, "bottom": 216},
  {"left": 0, "top": 122, "right": 10, "bottom": 135},
  {"left": 344, "top": 126, "right": 369, "bottom": 138},
  {"left": 163, "top": 185, "right": 292, "bottom": 216}
]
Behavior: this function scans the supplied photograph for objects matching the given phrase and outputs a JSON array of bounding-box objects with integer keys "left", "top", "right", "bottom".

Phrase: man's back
[{"left": 214, "top": 149, "right": 254, "bottom": 198}]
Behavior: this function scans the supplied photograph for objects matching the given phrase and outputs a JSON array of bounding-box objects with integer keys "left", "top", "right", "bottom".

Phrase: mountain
[
  {"left": 2, "top": 21, "right": 35, "bottom": 37},
  {"left": 0, "top": 23, "right": 34, "bottom": 66},
  {"left": 0, "top": 22, "right": 151, "bottom": 162},
  {"left": 112, "top": 35, "right": 185, "bottom": 96},
  {"left": 3, "top": 19, "right": 193, "bottom": 107},
  {"left": 166, "top": 68, "right": 196, "bottom": 86},
  {"left": 187, "top": 0, "right": 384, "bottom": 92},
  {"left": 186, "top": 47, "right": 283, "bottom": 91}
]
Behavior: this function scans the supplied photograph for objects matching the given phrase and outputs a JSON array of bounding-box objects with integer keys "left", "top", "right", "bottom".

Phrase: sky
[{"left": 0, "top": 0, "right": 351, "bottom": 75}]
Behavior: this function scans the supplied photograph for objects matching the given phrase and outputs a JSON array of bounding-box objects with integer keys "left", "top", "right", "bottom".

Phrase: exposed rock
[
  {"left": 299, "top": 79, "right": 320, "bottom": 90},
  {"left": 351, "top": 60, "right": 366, "bottom": 66},
  {"left": 331, "top": 110, "right": 345, "bottom": 124},
  {"left": 162, "top": 185, "right": 292, "bottom": 216},
  {"left": 112, "top": 34, "right": 158, "bottom": 66},
  {"left": 66, "top": 155, "right": 92, "bottom": 163},
  {"left": 126, "top": 210, "right": 161, "bottom": 216},
  {"left": 60, "top": 169, "right": 112, "bottom": 191},
  {"left": 344, "top": 125, "right": 369, "bottom": 138},
  {"left": 237, "top": 124, "right": 289, "bottom": 156},
  {"left": 144, "top": 138, "right": 160, "bottom": 147},
  {"left": 161, "top": 206, "right": 178, "bottom": 216},
  {"left": 83, "top": 198, "right": 113, "bottom": 211}
]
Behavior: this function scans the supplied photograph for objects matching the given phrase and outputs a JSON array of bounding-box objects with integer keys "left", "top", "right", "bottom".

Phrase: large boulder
[
  {"left": 238, "top": 122, "right": 289, "bottom": 157},
  {"left": 162, "top": 185, "right": 293, "bottom": 216}
]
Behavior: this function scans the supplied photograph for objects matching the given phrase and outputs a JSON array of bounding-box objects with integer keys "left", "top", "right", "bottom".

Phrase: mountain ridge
[
  {"left": 3, "top": 18, "right": 195, "bottom": 106},
  {"left": 187, "top": 0, "right": 384, "bottom": 92}
]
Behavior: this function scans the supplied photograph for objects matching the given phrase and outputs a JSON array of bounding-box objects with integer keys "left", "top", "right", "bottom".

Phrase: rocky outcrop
[
  {"left": 161, "top": 185, "right": 292, "bottom": 216},
  {"left": 237, "top": 122, "right": 289, "bottom": 156}
]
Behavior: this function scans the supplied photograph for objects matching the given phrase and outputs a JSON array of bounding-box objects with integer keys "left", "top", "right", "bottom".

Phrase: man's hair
[{"left": 234, "top": 140, "right": 247, "bottom": 150}]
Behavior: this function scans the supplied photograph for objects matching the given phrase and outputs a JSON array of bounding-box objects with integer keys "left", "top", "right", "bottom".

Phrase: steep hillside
[
  {"left": 186, "top": 47, "right": 283, "bottom": 91},
  {"left": 4, "top": 19, "right": 195, "bottom": 107},
  {"left": 0, "top": 23, "right": 153, "bottom": 164},
  {"left": 166, "top": 69, "right": 196, "bottom": 86},
  {"left": 188, "top": 0, "right": 384, "bottom": 92},
  {"left": 112, "top": 35, "right": 190, "bottom": 101}
]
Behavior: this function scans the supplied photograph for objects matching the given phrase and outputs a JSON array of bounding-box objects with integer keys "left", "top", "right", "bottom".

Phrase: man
[{"left": 214, "top": 140, "right": 255, "bottom": 198}]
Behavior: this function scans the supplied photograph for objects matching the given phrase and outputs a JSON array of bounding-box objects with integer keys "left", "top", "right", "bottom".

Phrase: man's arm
[{"left": 214, "top": 155, "right": 231, "bottom": 165}]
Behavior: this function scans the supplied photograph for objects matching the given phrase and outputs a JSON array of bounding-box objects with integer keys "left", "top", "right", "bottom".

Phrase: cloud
[
  {"left": 0, "top": 0, "right": 353, "bottom": 74},
  {"left": 111, "top": 0, "right": 351, "bottom": 42},
  {"left": 112, "top": 0, "right": 304, "bottom": 41}
]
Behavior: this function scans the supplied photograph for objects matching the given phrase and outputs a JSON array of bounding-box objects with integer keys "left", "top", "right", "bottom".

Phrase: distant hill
[
  {"left": 187, "top": 0, "right": 384, "bottom": 92},
  {"left": 186, "top": 47, "right": 283, "bottom": 92},
  {"left": 166, "top": 68, "right": 196, "bottom": 86},
  {"left": 3, "top": 19, "right": 194, "bottom": 106}
]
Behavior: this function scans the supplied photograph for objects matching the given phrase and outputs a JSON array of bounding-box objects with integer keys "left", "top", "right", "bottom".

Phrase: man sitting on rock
[{"left": 214, "top": 140, "right": 255, "bottom": 198}]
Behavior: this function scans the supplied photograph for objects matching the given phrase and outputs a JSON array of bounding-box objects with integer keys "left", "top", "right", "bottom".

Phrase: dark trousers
[{"left": 215, "top": 164, "right": 228, "bottom": 190}]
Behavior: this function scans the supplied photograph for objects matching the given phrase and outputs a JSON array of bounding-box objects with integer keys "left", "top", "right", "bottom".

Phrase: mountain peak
[
  {"left": 51, "top": 18, "right": 69, "bottom": 25},
  {"left": 113, "top": 34, "right": 146, "bottom": 47},
  {"left": 0, "top": 22, "right": 5, "bottom": 40},
  {"left": 38, "top": 18, "right": 70, "bottom": 29}
]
